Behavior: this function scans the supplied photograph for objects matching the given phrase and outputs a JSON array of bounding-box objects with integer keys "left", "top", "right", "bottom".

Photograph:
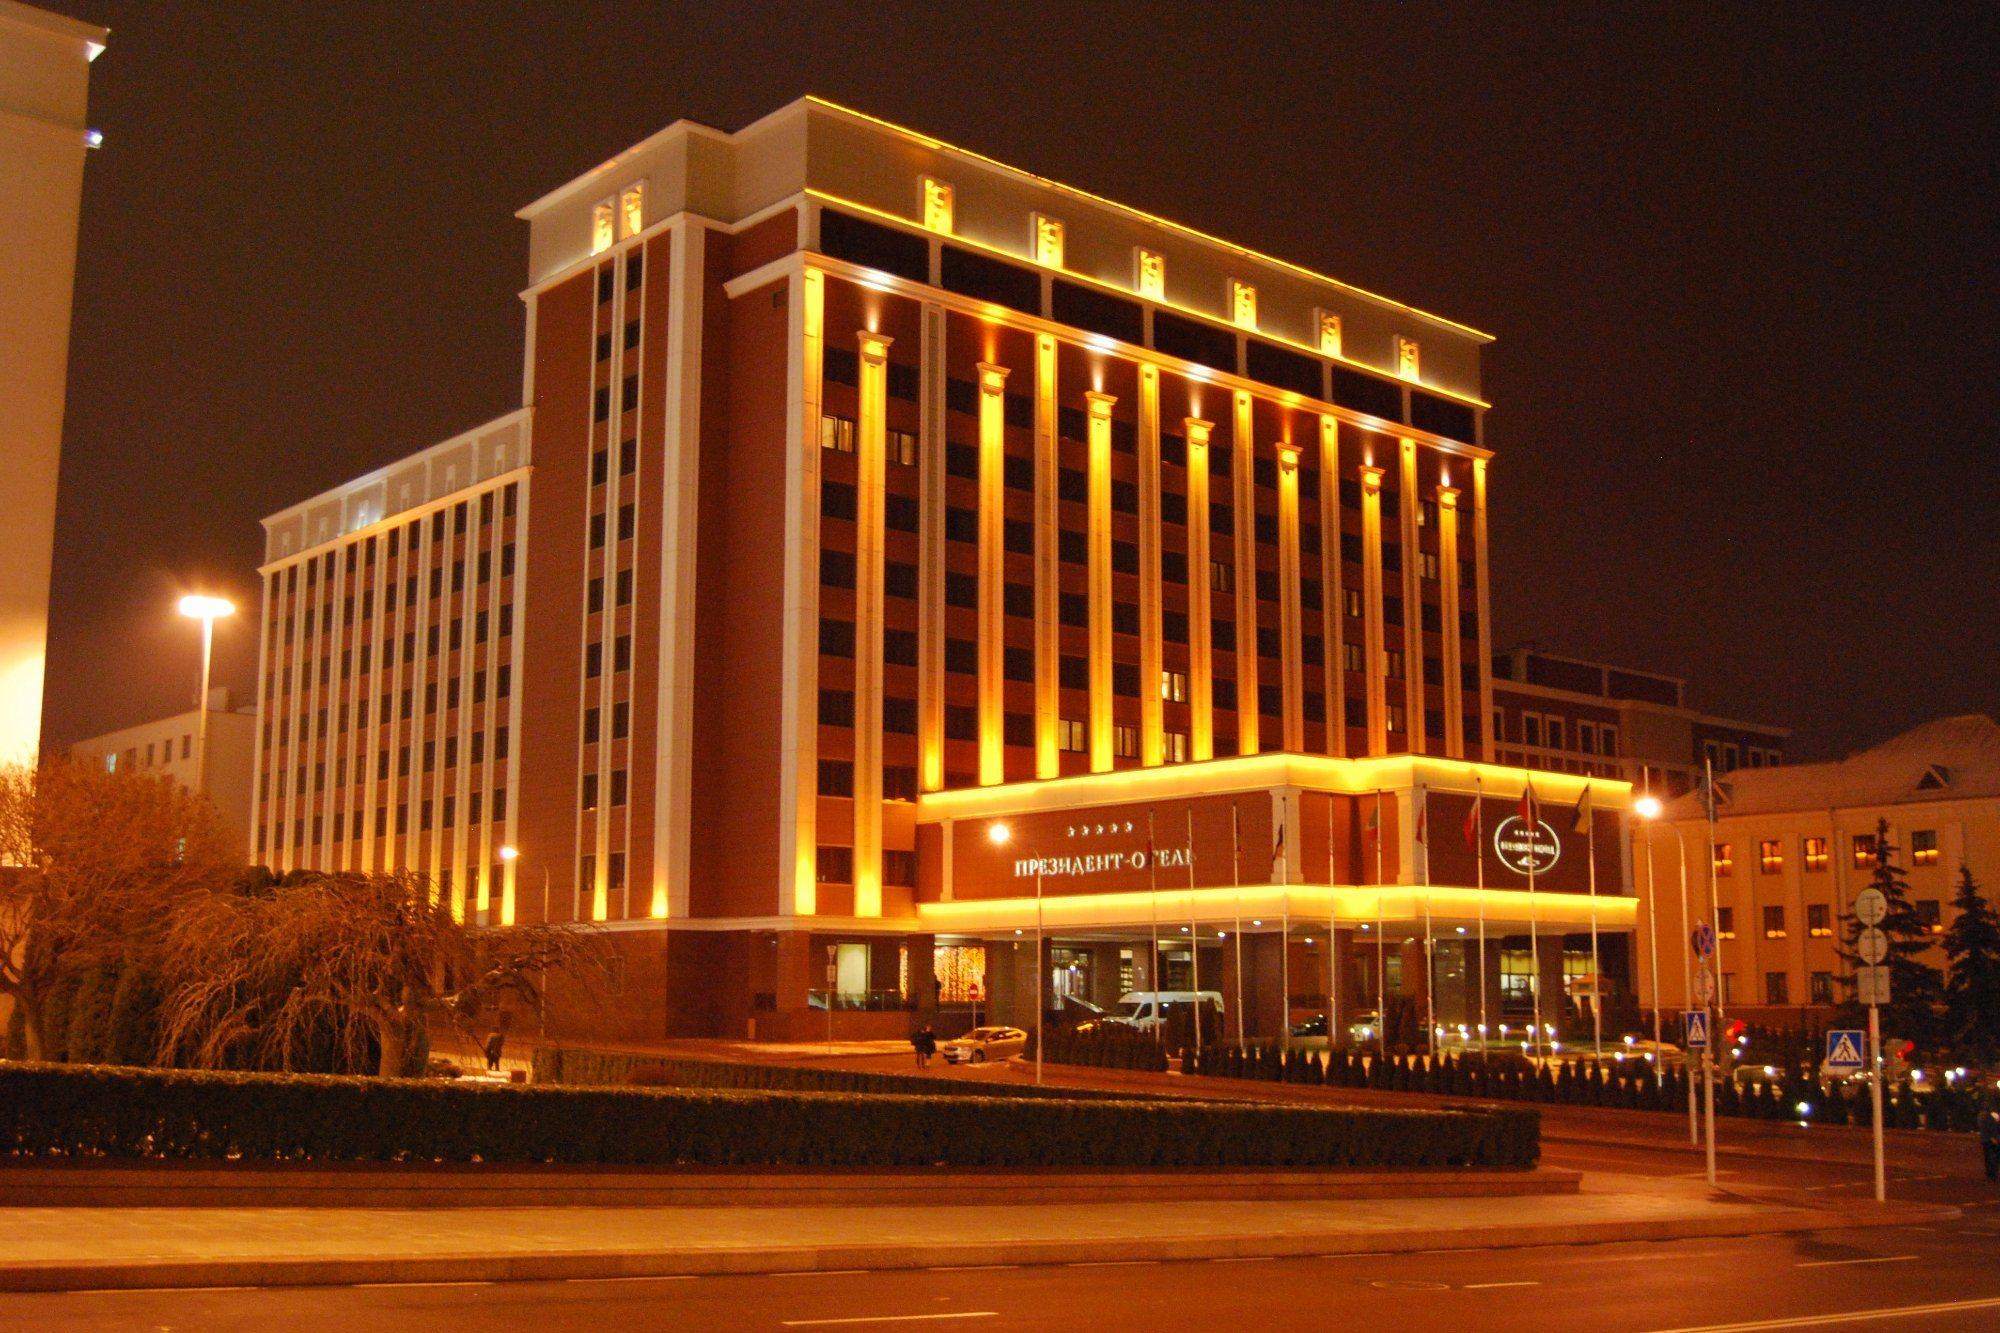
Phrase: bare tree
[
  {"left": 157, "top": 870, "right": 608, "bottom": 1076},
  {"left": 0, "top": 759, "right": 236, "bottom": 1059}
]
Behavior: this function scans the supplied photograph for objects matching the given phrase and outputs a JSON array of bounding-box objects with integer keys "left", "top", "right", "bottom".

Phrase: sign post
[
  {"left": 825, "top": 945, "right": 838, "bottom": 1056},
  {"left": 1852, "top": 885, "right": 1889, "bottom": 1203},
  {"left": 1689, "top": 924, "right": 1718, "bottom": 1187}
]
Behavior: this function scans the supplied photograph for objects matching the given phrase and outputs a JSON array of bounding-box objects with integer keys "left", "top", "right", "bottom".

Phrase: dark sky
[{"left": 39, "top": 2, "right": 2000, "bottom": 760}]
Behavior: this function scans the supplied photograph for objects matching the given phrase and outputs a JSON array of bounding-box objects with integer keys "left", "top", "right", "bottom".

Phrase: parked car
[
  {"left": 940, "top": 1026, "right": 1028, "bottom": 1064},
  {"left": 1105, "top": 991, "right": 1225, "bottom": 1035}
]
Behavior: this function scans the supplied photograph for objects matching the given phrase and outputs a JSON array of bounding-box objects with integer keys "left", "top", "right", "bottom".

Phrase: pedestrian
[
  {"left": 1980, "top": 1096, "right": 2000, "bottom": 1183},
  {"left": 911, "top": 1024, "right": 937, "bottom": 1069},
  {"left": 484, "top": 1029, "right": 505, "bottom": 1073}
]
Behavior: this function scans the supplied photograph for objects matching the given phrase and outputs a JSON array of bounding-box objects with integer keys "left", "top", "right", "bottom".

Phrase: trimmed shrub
[
  {"left": 533, "top": 1047, "right": 1147, "bottom": 1098},
  {"left": 0, "top": 1063, "right": 1541, "bottom": 1170},
  {"left": 105, "top": 965, "right": 163, "bottom": 1067}
]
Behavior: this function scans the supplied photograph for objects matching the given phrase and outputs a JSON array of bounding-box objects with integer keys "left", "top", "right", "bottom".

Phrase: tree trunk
[
  {"left": 376, "top": 1022, "right": 406, "bottom": 1079},
  {"left": 21, "top": 1007, "right": 45, "bottom": 1062}
]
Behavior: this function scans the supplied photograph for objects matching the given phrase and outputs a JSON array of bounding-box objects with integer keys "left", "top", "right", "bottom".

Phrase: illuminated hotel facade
[{"left": 254, "top": 98, "right": 1636, "bottom": 1043}]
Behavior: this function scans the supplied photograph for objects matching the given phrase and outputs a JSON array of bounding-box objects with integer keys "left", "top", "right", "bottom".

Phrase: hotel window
[
  {"left": 1056, "top": 718, "right": 1086, "bottom": 753},
  {"left": 610, "top": 770, "right": 627, "bottom": 806},
  {"left": 1113, "top": 724, "right": 1139, "bottom": 759},
  {"left": 1912, "top": 829, "right": 1939, "bottom": 865},
  {"left": 819, "top": 414, "right": 856, "bottom": 453},
  {"left": 1723, "top": 743, "right": 1740, "bottom": 770},
  {"left": 1546, "top": 719, "right": 1565, "bottom": 751},
  {"left": 1809, "top": 971, "right": 1834, "bottom": 1005},
  {"left": 1716, "top": 906, "right": 1735, "bottom": 939},
  {"left": 591, "top": 198, "right": 614, "bottom": 254},
  {"left": 816, "top": 846, "right": 854, "bottom": 883},
  {"left": 1417, "top": 551, "right": 1439, "bottom": 580},
  {"left": 1210, "top": 560, "right": 1233, "bottom": 594},
  {"left": 1386, "top": 704, "right": 1406, "bottom": 733},
  {"left": 618, "top": 182, "right": 644, "bottom": 239},
  {"left": 1384, "top": 648, "right": 1405, "bottom": 679},
  {"left": 1765, "top": 972, "right": 1789, "bottom": 1005},
  {"left": 1160, "top": 669, "right": 1188, "bottom": 703},
  {"left": 1599, "top": 725, "right": 1618, "bottom": 756},
  {"left": 1852, "top": 832, "right": 1878, "bottom": 868},
  {"left": 1163, "top": 730, "right": 1189, "bottom": 763},
  {"left": 1916, "top": 900, "right": 1943, "bottom": 934},
  {"left": 1713, "top": 843, "right": 1733, "bottom": 876},
  {"left": 1758, "top": 839, "right": 1783, "bottom": 874},
  {"left": 887, "top": 428, "right": 918, "bottom": 467},
  {"left": 1491, "top": 709, "right": 1506, "bottom": 742},
  {"left": 1763, "top": 905, "right": 1786, "bottom": 939},
  {"left": 581, "top": 773, "right": 599, "bottom": 811},
  {"left": 1343, "top": 642, "right": 1363, "bottom": 673},
  {"left": 1578, "top": 721, "right": 1596, "bottom": 754},
  {"left": 1522, "top": 714, "right": 1542, "bottom": 747},
  {"left": 1803, "top": 836, "right": 1829, "bottom": 871},
  {"left": 1807, "top": 904, "right": 1832, "bottom": 937}
]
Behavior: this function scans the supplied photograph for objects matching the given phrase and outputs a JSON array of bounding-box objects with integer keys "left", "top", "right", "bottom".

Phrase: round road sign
[
  {"left": 1856, "top": 927, "right": 1890, "bottom": 965},
  {"left": 1691, "top": 923, "right": 1716, "bottom": 958},
  {"left": 1852, "top": 887, "right": 1888, "bottom": 927}
]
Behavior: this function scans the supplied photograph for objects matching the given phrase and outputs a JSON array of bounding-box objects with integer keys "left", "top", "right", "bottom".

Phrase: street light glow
[
  {"left": 177, "top": 594, "right": 235, "bottom": 621},
  {"left": 498, "top": 845, "right": 520, "bottom": 862},
  {"left": 987, "top": 822, "right": 1011, "bottom": 845},
  {"left": 1634, "top": 795, "right": 1663, "bottom": 819}
]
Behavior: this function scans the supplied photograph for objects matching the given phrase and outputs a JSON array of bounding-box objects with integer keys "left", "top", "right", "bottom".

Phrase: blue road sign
[
  {"left": 1691, "top": 923, "right": 1716, "bottom": 958},
  {"left": 1684, "top": 1010, "right": 1710, "bottom": 1050},
  {"left": 1826, "top": 1029, "right": 1865, "bottom": 1072}
]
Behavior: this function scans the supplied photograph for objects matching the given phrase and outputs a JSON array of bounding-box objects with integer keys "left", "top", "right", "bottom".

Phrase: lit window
[
  {"left": 1716, "top": 906, "right": 1736, "bottom": 939},
  {"left": 1344, "top": 588, "right": 1362, "bottom": 618},
  {"left": 1803, "top": 836, "right": 1829, "bottom": 872},
  {"left": 1033, "top": 213, "right": 1065, "bottom": 268},
  {"left": 1713, "top": 843, "right": 1734, "bottom": 876},
  {"left": 1159, "top": 669, "right": 1188, "bottom": 703},
  {"left": 1230, "top": 279, "right": 1257, "bottom": 329},
  {"left": 1852, "top": 833, "right": 1878, "bottom": 868},
  {"left": 1759, "top": 839, "right": 1783, "bottom": 874},
  {"left": 1210, "top": 559, "right": 1233, "bottom": 594},
  {"left": 591, "top": 198, "right": 615, "bottom": 255},
  {"left": 819, "top": 414, "right": 856, "bottom": 453},
  {"left": 1807, "top": 904, "right": 1832, "bottom": 937},
  {"left": 618, "top": 182, "right": 645, "bottom": 239},
  {"left": 1763, "top": 905, "right": 1786, "bottom": 939},
  {"left": 1417, "top": 551, "right": 1439, "bottom": 579},
  {"left": 1056, "top": 718, "right": 1086, "bottom": 753},
  {"left": 1343, "top": 642, "right": 1363, "bottom": 673},
  {"left": 1916, "top": 900, "right": 1942, "bottom": 934},
  {"left": 1163, "top": 730, "right": 1188, "bottom": 763},
  {"left": 1384, "top": 648, "right": 1405, "bottom": 680},
  {"left": 921, "top": 176, "right": 954, "bottom": 234},
  {"left": 886, "top": 428, "right": 918, "bottom": 466},
  {"left": 1386, "top": 704, "right": 1407, "bottom": 733},
  {"left": 1113, "top": 724, "right": 1138, "bottom": 759},
  {"left": 1316, "top": 309, "right": 1342, "bottom": 357},
  {"left": 1395, "top": 336, "right": 1420, "bottom": 381},
  {"left": 1912, "top": 829, "right": 1939, "bottom": 866},
  {"left": 1135, "top": 247, "right": 1165, "bottom": 300}
]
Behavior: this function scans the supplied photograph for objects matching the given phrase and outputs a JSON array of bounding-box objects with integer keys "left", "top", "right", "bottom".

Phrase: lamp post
[
  {"left": 177, "top": 595, "right": 234, "bottom": 797},
  {"left": 1635, "top": 793, "right": 1664, "bottom": 1061}
]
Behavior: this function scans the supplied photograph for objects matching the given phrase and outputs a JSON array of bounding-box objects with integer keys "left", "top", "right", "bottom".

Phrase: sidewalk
[{"left": 0, "top": 1171, "right": 1951, "bottom": 1292}]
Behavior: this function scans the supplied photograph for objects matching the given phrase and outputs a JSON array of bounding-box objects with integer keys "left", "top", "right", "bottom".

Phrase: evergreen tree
[
  {"left": 1837, "top": 819, "right": 1945, "bottom": 1048},
  {"left": 106, "top": 964, "right": 164, "bottom": 1066},
  {"left": 1942, "top": 864, "right": 2000, "bottom": 1064}
]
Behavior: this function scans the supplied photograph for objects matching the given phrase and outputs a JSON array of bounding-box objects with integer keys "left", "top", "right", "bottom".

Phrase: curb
[{"left": 0, "top": 1200, "right": 1954, "bottom": 1293}]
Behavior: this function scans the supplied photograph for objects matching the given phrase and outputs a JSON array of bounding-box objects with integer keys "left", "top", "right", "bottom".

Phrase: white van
[{"left": 1108, "top": 991, "right": 1225, "bottom": 1033}]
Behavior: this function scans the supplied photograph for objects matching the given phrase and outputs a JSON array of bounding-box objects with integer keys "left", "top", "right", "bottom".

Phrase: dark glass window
[
  {"left": 1051, "top": 278, "right": 1144, "bottom": 345},
  {"left": 1331, "top": 367, "right": 1403, "bottom": 421},
  {"left": 1246, "top": 339, "right": 1322, "bottom": 398},
  {"left": 1410, "top": 389, "right": 1477, "bottom": 443},
  {"left": 817, "top": 209, "right": 930, "bottom": 283},
  {"left": 940, "top": 245, "right": 1041, "bottom": 314},
  {"left": 1151, "top": 309, "right": 1236, "bottom": 372}
]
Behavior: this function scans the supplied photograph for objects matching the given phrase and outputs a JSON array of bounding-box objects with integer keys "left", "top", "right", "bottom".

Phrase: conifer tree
[
  {"left": 1942, "top": 864, "right": 2000, "bottom": 1064},
  {"left": 1837, "top": 819, "right": 1944, "bottom": 1047}
]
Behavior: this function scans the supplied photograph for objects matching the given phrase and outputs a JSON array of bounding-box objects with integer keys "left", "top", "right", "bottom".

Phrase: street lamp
[
  {"left": 176, "top": 595, "right": 234, "bottom": 796},
  {"left": 1634, "top": 792, "right": 1664, "bottom": 1064}
]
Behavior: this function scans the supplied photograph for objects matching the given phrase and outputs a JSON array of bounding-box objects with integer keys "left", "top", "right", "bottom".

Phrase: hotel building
[
  {"left": 0, "top": 2, "right": 105, "bottom": 767},
  {"left": 1638, "top": 714, "right": 2000, "bottom": 1026},
  {"left": 70, "top": 688, "right": 259, "bottom": 849},
  {"left": 253, "top": 98, "right": 1637, "bottom": 1043}
]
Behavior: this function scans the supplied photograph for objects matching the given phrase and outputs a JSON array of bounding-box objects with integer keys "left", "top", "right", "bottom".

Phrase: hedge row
[
  {"left": 0, "top": 1063, "right": 1537, "bottom": 1169},
  {"left": 533, "top": 1047, "right": 1137, "bottom": 1100},
  {"left": 1189, "top": 1046, "right": 1988, "bottom": 1132},
  {"left": 1038, "top": 1025, "right": 1171, "bottom": 1073}
]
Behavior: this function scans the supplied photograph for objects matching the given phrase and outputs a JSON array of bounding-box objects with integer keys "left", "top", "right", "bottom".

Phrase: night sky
[{"left": 37, "top": 3, "right": 1999, "bottom": 760}]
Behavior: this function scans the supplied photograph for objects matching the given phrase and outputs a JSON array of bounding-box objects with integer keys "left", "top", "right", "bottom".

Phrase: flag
[
  {"left": 1518, "top": 781, "right": 1538, "bottom": 825},
  {"left": 1271, "top": 822, "right": 1286, "bottom": 871},
  {"left": 1571, "top": 784, "right": 1593, "bottom": 835},
  {"left": 1413, "top": 800, "right": 1427, "bottom": 846},
  {"left": 1463, "top": 783, "right": 1481, "bottom": 851},
  {"left": 1364, "top": 796, "right": 1381, "bottom": 841}
]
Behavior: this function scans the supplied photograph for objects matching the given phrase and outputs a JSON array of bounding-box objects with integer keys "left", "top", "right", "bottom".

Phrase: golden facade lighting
[
  {"left": 1318, "top": 414, "right": 1345, "bottom": 757},
  {"left": 1231, "top": 391, "right": 1260, "bottom": 755},
  {"left": 1032, "top": 212, "right": 1065, "bottom": 268},
  {"left": 921, "top": 175, "right": 954, "bottom": 233},
  {"left": 1184, "top": 416, "right": 1216, "bottom": 762},
  {"left": 1230, "top": 279, "right": 1258, "bottom": 329},
  {"left": 1135, "top": 247, "right": 1165, "bottom": 300},
  {"left": 1396, "top": 335, "right": 1421, "bottom": 382},
  {"left": 1085, "top": 390, "right": 1117, "bottom": 772},
  {"left": 1315, "top": 308, "right": 1343, "bottom": 357},
  {"left": 618, "top": 182, "right": 645, "bottom": 240},
  {"left": 1437, "top": 485, "right": 1464, "bottom": 759},
  {"left": 1471, "top": 457, "right": 1494, "bottom": 758},
  {"left": 851, "top": 331, "right": 894, "bottom": 918},
  {"left": 1397, "top": 437, "right": 1423, "bottom": 754},
  {"left": 791, "top": 266, "right": 827, "bottom": 917},
  {"left": 591, "top": 198, "right": 615, "bottom": 255},
  {"left": 1277, "top": 443, "right": 1305, "bottom": 752},
  {"left": 1358, "top": 463, "right": 1387, "bottom": 756},
  {"left": 1033, "top": 334, "right": 1060, "bottom": 778},
  {"left": 975, "top": 362, "right": 1010, "bottom": 786},
  {"left": 1136, "top": 366, "right": 1164, "bottom": 766}
]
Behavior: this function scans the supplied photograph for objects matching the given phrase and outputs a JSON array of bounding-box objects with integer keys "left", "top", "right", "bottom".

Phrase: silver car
[{"left": 940, "top": 1026, "right": 1028, "bottom": 1064}]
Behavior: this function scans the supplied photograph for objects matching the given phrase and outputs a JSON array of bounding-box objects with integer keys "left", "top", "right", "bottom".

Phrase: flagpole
[
  {"left": 1476, "top": 774, "right": 1488, "bottom": 1064},
  {"left": 1035, "top": 868, "right": 1044, "bottom": 1086},
  {"left": 1327, "top": 791, "right": 1340, "bottom": 1054},
  {"left": 1232, "top": 802, "right": 1244, "bottom": 1049},
  {"left": 1587, "top": 789, "right": 1602, "bottom": 1059},
  {"left": 1149, "top": 809, "right": 1161, "bottom": 1048},
  {"left": 1187, "top": 805, "right": 1201, "bottom": 1063},
  {"left": 1703, "top": 757, "right": 1725, "bottom": 1027},
  {"left": 1419, "top": 783, "right": 1435, "bottom": 1059},
  {"left": 1279, "top": 798, "right": 1290, "bottom": 1054},
  {"left": 1677, "top": 822, "right": 1697, "bottom": 1146},
  {"left": 1528, "top": 782, "right": 1543, "bottom": 1065},
  {"left": 1374, "top": 789, "right": 1385, "bottom": 1055},
  {"left": 1642, "top": 766, "right": 1662, "bottom": 1062}
]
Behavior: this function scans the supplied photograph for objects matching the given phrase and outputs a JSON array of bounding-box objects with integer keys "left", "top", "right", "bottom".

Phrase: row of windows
[
  {"left": 1715, "top": 829, "right": 1943, "bottom": 875},
  {"left": 813, "top": 845, "right": 918, "bottom": 887},
  {"left": 1504, "top": 710, "right": 1619, "bottom": 757},
  {"left": 273, "top": 545, "right": 517, "bottom": 647},
  {"left": 266, "top": 604, "right": 517, "bottom": 701},
  {"left": 264, "top": 726, "right": 513, "bottom": 798},
  {"left": 1703, "top": 738, "right": 1783, "bottom": 773},
  {"left": 257, "top": 784, "right": 510, "bottom": 854},
  {"left": 99, "top": 733, "right": 193, "bottom": 774},
  {"left": 1716, "top": 898, "right": 1945, "bottom": 945}
]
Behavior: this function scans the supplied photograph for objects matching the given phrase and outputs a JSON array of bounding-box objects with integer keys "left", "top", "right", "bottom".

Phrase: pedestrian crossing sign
[
  {"left": 1684, "top": 1010, "right": 1709, "bottom": 1050},
  {"left": 1826, "top": 1029, "right": 1865, "bottom": 1072}
]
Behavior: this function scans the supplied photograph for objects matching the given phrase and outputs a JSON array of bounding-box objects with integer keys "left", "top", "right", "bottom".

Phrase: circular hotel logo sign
[{"left": 1493, "top": 817, "right": 1561, "bottom": 875}]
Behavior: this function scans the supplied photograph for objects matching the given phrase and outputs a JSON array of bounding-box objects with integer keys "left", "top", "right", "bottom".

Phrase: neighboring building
[
  {"left": 1638, "top": 714, "right": 2000, "bottom": 1026},
  {"left": 1491, "top": 646, "right": 1788, "bottom": 797},
  {"left": 69, "top": 688, "right": 258, "bottom": 847},
  {"left": 0, "top": 2, "right": 105, "bottom": 768},
  {"left": 254, "top": 98, "right": 1638, "bottom": 1044}
]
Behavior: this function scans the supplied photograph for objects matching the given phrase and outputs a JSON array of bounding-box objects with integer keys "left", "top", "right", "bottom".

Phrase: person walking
[
  {"left": 911, "top": 1024, "right": 938, "bottom": 1069},
  {"left": 484, "top": 1029, "right": 505, "bottom": 1073}
]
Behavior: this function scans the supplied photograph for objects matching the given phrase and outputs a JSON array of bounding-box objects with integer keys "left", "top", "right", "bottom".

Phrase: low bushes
[
  {"left": 0, "top": 1062, "right": 1537, "bottom": 1169},
  {"left": 1038, "top": 1024, "right": 1171, "bottom": 1073}
]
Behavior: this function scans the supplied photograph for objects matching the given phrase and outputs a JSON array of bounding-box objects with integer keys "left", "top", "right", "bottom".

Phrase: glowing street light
[
  {"left": 987, "top": 821, "right": 1011, "bottom": 845},
  {"left": 177, "top": 594, "right": 234, "bottom": 795}
]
